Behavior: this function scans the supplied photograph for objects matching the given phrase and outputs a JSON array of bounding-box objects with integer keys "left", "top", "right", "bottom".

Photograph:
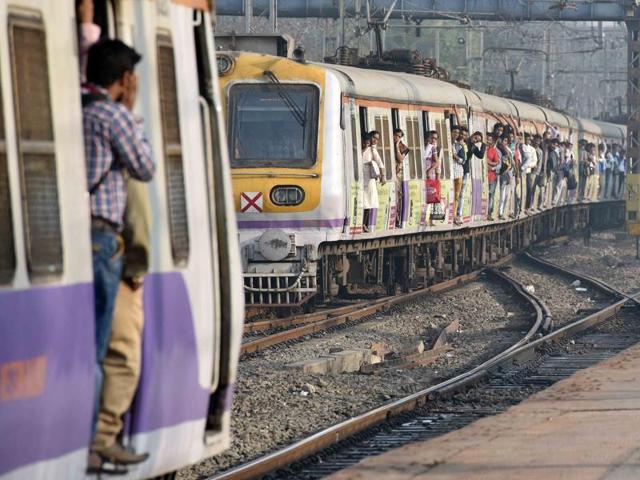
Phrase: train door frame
[
  {"left": 367, "top": 106, "right": 396, "bottom": 231},
  {"left": 470, "top": 114, "right": 487, "bottom": 223},
  {"left": 0, "top": 1, "right": 94, "bottom": 478},
  {"left": 398, "top": 108, "right": 422, "bottom": 229},
  {"left": 346, "top": 97, "right": 363, "bottom": 235}
]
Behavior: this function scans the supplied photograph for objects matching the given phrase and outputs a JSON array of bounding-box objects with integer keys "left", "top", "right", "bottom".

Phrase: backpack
[{"left": 499, "top": 154, "right": 511, "bottom": 175}]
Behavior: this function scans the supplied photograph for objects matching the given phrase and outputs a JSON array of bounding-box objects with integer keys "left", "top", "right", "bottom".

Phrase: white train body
[
  {"left": 0, "top": 1, "right": 243, "bottom": 479},
  {"left": 219, "top": 51, "right": 625, "bottom": 307}
]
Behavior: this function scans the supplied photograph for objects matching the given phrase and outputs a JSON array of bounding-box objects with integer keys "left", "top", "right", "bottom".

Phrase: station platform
[{"left": 328, "top": 343, "right": 640, "bottom": 480}]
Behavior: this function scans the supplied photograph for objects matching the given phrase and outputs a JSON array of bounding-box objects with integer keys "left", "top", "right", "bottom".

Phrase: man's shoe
[
  {"left": 87, "top": 451, "right": 128, "bottom": 475},
  {"left": 98, "top": 444, "right": 150, "bottom": 465}
]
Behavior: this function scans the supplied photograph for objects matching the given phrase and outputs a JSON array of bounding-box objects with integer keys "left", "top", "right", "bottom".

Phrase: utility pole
[
  {"left": 435, "top": 29, "right": 440, "bottom": 65},
  {"left": 479, "top": 29, "right": 485, "bottom": 88},
  {"left": 338, "top": 0, "right": 346, "bottom": 47},
  {"left": 601, "top": 22, "right": 609, "bottom": 115},
  {"left": 542, "top": 26, "right": 550, "bottom": 95},
  {"left": 270, "top": 0, "right": 277, "bottom": 33},
  {"left": 244, "top": 0, "right": 252, "bottom": 33}
]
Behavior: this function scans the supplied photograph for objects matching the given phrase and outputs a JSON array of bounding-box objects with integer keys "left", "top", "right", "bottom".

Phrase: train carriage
[
  {"left": 0, "top": 1, "right": 243, "bottom": 479},
  {"left": 219, "top": 50, "right": 625, "bottom": 310}
]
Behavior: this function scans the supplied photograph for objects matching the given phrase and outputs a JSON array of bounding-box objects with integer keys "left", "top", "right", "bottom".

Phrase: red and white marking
[{"left": 240, "top": 192, "right": 264, "bottom": 213}]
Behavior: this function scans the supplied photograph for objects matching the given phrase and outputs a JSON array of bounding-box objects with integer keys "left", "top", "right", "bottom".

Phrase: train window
[
  {"left": 381, "top": 117, "right": 393, "bottom": 180},
  {"left": 406, "top": 118, "right": 416, "bottom": 179},
  {"left": 9, "top": 16, "right": 63, "bottom": 278},
  {"left": 405, "top": 116, "right": 421, "bottom": 180},
  {"left": 422, "top": 111, "right": 430, "bottom": 139},
  {"left": 0, "top": 55, "right": 15, "bottom": 284},
  {"left": 412, "top": 118, "right": 422, "bottom": 178},
  {"left": 228, "top": 83, "right": 319, "bottom": 168},
  {"left": 359, "top": 106, "right": 368, "bottom": 134},
  {"left": 391, "top": 108, "right": 399, "bottom": 131},
  {"left": 350, "top": 112, "right": 359, "bottom": 181},
  {"left": 374, "top": 115, "right": 393, "bottom": 181},
  {"left": 435, "top": 118, "right": 451, "bottom": 180},
  {"left": 157, "top": 35, "right": 189, "bottom": 266}
]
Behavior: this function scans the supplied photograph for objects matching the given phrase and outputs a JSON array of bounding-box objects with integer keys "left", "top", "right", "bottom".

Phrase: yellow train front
[{"left": 218, "top": 50, "right": 626, "bottom": 310}]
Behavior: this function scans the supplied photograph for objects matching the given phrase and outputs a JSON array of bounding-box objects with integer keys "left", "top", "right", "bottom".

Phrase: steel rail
[
  {"left": 240, "top": 268, "right": 486, "bottom": 355},
  {"left": 521, "top": 250, "right": 640, "bottom": 305},
  {"left": 211, "top": 262, "right": 553, "bottom": 479},
  {"left": 212, "top": 258, "right": 635, "bottom": 480},
  {"left": 241, "top": 254, "right": 516, "bottom": 356}
]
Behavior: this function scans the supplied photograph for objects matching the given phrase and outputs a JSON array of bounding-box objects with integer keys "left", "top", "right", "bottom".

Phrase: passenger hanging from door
[
  {"left": 393, "top": 128, "right": 409, "bottom": 228},
  {"left": 76, "top": 0, "right": 101, "bottom": 82},
  {"left": 451, "top": 125, "right": 465, "bottom": 225},
  {"left": 82, "top": 39, "right": 156, "bottom": 473},
  {"left": 362, "top": 133, "right": 377, "bottom": 232}
]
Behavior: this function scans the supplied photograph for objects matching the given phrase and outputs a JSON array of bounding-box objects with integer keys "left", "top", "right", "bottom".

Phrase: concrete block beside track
[
  {"left": 287, "top": 349, "right": 371, "bottom": 374},
  {"left": 324, "top": 350, "right": 370, "bottom": 373},
  {"left": 286, "top": 357, "right": 336, "bottom": 374}
]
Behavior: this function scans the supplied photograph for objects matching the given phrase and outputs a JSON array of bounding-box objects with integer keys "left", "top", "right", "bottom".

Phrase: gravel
[
  {"left": 178, "top": 277, "right": 533, "bottom": 479},
  {"left": 178, "top": 228, "right": 636, "bottom": 480},
  {"left": 532, "top": 229, "right": 640, "bottom": 293},
  {"left": 504, "top": 260, "right": 610, "bottom": 328}
]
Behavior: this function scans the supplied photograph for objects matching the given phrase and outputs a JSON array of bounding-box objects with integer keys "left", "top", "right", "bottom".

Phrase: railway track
[
  {"left": 212, "top": 255, "right": 637, "bottom": 480},
  {"left": 241, "top": 257, "right": 514, "bottom": 356}
]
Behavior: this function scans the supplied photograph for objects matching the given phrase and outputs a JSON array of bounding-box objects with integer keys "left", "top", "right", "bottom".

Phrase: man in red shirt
[{"left": 486, "top": 133, "right": 501, "bottom": 221}]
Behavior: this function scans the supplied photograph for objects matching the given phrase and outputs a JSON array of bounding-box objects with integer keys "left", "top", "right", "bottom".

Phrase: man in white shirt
[{"left": 520, "top": 133, "right": 537, "bottom": 213}]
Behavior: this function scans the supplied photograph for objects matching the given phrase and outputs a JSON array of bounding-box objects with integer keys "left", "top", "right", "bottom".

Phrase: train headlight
[
  {"left": 270, "top": 186, "right": 305, "bottom": 206},
  {"left": 217, "top": 54, "right": 234, "bottom": 76},
  {"left": 259, "top": 229, "right": 292, "bottom": 261}
]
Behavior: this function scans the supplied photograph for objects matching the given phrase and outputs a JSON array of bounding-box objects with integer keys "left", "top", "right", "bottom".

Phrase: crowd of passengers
[
  {"left": 360, "top": 121, "right": 627, "bottom": 232},
  {"left": 78, "top": 0, "right": 155, "bottom": 474}
]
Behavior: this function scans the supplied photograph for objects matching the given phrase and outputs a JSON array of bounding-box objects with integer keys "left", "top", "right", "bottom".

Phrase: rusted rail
[
  {"left": 212, "top": 257, "right": 634, "bottom": 480},
  {"left": 241, "top": 255, "right": 514, "bottom": 356}
]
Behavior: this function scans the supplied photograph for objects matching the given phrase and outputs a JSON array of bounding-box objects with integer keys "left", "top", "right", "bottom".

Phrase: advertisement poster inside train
[
  {"left": 376, "top": 182, "right": 391, "bottom": 232},
  {"left": 388, "top": 185, "right": 397, "bottom": 230},
  {"left": 349, "top": 182, "right": 363, "bottom": 234},
  {"left": 461, "top": 176, "right": 472, "bottom": 221},
  {"left": 428, "top": 180, "right": 451, "bottom": 225},
  {"left": 470, "top": 155, "right": 486, "bottom": 221},
  {"left": 407, "top": 179, "right": 422, "bottom": 228}
]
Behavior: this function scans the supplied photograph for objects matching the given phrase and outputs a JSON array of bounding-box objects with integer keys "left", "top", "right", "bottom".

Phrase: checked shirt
[{"left": 83, "top": 85, "right": 155, "bottom": 231}]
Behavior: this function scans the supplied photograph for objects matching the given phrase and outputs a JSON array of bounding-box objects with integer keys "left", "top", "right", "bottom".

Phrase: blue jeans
[{"left": 91, "top": 228, "right": 124, "bottom": 434}]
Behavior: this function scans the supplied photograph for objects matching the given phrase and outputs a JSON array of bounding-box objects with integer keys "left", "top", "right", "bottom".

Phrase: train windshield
[{"left": 229, "top": 83, "right": 319, "bottom": 168}]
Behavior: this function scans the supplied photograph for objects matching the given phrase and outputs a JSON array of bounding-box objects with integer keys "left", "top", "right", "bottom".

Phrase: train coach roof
[
  {"left": 593, "top": 120, "right": 626, "bottom": 140},
  {"left": 507, "top": 99, "right": 546, "bottom": 123},
  {"left": 540, "top": 107, "right": 569, "bottom": 129},
  {"left": 577, "top": 118, "right": 602, "bottom": 136},
  {"left": 461, "top": 89, "right": 483, "bottom": 112},
  {"left": 473, "top": 91, "right": 519, "bottom": 118},
  {"left": 325, "top": 64, "right": 467, "bottom": 107}
]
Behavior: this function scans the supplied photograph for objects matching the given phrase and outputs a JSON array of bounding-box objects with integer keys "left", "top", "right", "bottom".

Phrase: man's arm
[{"left": 111, "top": 106, "right": 156, "bottom": 182}]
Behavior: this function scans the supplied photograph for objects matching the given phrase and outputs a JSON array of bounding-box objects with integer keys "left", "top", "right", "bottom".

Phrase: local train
[
  {"left": 218, "top": 50, "right": 626, "bottom": 308},
  {"left": 0, "top": 1, "right": 243, "bottom": 479}
]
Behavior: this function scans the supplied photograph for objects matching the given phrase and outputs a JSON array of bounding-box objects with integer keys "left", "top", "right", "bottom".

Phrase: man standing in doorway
[{"left": 83, "top": 39, "right": 156, "bottom": 471}]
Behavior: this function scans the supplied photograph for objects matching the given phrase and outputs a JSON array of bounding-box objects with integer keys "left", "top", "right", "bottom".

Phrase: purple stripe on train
[
  {"left": 0, "top": 283, "right": 95, "bottom": 476},
  {"left": 129, "top": 272, "right": 209, "bottom": 434},
  {"left": 238, "top": 218, "right": 345, "bottom": 229},
  {"left": 0, "top": 272, "right": 217, "bottom": 476}
]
